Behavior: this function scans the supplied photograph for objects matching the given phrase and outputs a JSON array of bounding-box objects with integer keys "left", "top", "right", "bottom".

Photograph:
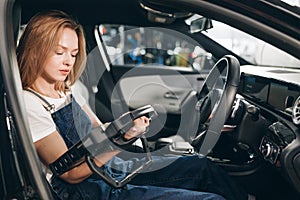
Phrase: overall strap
[{"left": 24, "top": 88, "right": 56, "bottom": 114}]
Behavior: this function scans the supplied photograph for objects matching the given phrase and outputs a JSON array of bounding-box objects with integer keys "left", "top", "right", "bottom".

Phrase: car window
[{"left": 98, "top": 24, "right": 215, "bottom": 71}]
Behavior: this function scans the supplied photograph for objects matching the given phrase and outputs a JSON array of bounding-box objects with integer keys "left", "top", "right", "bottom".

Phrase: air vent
[{"left": 292, "top": 96, "right": 300, "bottom": 125}]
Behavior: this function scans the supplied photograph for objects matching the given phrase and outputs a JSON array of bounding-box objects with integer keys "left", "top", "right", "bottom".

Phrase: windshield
[
  {"left": 203, "top": 20, "right": 300, "bottom": 68},
  {"left": 282, "top": 0, "right": 300, "bottom": 6}
]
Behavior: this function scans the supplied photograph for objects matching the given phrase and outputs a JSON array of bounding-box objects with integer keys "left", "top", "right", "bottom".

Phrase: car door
[{"left": 90, "top": 24, "right": 217, "bottom": 140}]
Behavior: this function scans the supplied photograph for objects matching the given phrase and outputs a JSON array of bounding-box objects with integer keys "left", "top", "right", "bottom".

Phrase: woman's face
[{"left": 41, "top": 27, "right": 78, "bottom": 83}]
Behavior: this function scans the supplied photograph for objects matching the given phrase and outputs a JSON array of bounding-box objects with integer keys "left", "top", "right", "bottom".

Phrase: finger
[
  {"left": 136, "top": 116, "right": 149, "bottom": 126},
  {"left": 142, "top": 116, "right": 150, "bottom": 126},
  {"left": 124, "top": 127, "right": 137, "bottom": 140}
]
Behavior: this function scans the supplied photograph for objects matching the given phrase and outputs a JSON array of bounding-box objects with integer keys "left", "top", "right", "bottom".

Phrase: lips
[{"left": 59, "top": 69, "right": 70, "bottom": 75}]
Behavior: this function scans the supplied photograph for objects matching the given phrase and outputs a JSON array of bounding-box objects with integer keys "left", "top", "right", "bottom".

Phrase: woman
[{"left": 17, "top": 10, "right": 248, "bottom": 200}]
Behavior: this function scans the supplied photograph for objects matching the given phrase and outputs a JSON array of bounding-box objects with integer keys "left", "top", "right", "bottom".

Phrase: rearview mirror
[
  {"left": 139, "top": 0, "right": 192, "bottom": 24},
  {"left": 186, "top": 15, "right": 213, "bottom": 33}
]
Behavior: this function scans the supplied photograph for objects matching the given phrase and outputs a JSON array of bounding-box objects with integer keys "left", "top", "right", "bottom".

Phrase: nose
[{"left": 63, "top": 52, "right": 74, "bottom": 67}]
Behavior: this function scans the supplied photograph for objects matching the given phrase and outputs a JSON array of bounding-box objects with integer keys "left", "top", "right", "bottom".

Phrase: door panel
[
  {"left": 118, "top": 74, "right": 201, "bottom": 113},
  {"left": 108, "top": 65, "right": 207, "bottom": 139}
]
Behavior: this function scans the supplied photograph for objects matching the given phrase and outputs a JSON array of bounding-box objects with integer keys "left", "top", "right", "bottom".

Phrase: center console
[{"left": 259, "top": 121, "right": 296, "bottom": 164}]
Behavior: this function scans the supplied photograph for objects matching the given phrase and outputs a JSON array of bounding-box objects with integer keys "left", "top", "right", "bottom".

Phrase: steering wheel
[{"left": 191, "top": 55, "right": 240, "bottom": 156}]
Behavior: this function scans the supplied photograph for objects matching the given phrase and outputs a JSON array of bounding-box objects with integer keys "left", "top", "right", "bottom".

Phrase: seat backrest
[{"left": 81, "top": 26, "right": 127, "bottom": 122}]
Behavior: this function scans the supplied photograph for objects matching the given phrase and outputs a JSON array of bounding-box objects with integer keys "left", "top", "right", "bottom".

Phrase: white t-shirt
[{"left": 23, "top": 87, "right": 86, "bottom": 143}]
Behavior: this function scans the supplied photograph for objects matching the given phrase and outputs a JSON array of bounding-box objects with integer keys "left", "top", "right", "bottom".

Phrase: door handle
[{"left": 164, "top": 91, "right": 178, "bottom": 99}]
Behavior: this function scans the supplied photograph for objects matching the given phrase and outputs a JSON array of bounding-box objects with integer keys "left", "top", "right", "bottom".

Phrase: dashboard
[
  {"left": 239, "top": 72, "right": 300, "bottom": 116},
  {"left": 237, "top": 65, "right": 300, "bottom": 193},
  {"left": 239, "top": 66, "right": 300, "bottom": 123}
]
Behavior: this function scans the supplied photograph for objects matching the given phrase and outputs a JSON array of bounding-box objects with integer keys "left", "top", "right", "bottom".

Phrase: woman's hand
[{"left": 124, "top": 116, "right": 150, "bottom": 140}]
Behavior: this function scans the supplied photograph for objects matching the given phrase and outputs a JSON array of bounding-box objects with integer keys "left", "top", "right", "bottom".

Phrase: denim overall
[{"left": 33, "top": 94, "right": 246, "bottom": 200}]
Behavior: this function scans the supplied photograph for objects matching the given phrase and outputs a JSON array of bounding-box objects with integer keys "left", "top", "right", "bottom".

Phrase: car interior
[{"left": 1, "top": 0, "right": 300, "bottom": 199}]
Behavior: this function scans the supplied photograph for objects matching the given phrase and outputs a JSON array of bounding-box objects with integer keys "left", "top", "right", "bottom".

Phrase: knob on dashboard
[
  {"left": 263, "top": 143, "right": 272, "bottom": 158},
  {"left": 259, "top": 136, "right": 280, "bottom": 164}
]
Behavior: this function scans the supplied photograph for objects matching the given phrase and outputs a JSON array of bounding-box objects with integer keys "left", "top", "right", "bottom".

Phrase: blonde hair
[{"left": 17, "top": 10, "right": 86, "bottom": 93}]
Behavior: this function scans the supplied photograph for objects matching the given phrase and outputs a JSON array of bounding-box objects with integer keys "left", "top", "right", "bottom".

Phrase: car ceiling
[
  {"left": 19, "top": 0, "right": 152, "bottom": 26},
  {"left": 19, "top": 0, "right": 300, "bottom": 33},
  {"left": 19, "top": 0, "right": 300, "bottom": 39},
  {"left": 15, "top": 0, "right": 300, "bottom": 60}
]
